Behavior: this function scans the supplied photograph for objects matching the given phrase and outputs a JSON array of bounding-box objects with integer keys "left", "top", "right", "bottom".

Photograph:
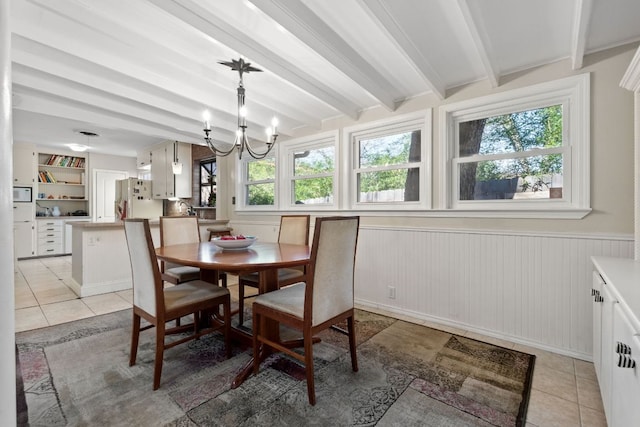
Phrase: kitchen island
[{"left": 69, "top": 219, "right": 230, "bottom": 297}]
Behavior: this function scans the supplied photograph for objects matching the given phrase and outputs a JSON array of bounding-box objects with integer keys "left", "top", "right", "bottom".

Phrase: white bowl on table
[{"left": 211, "top": 236, "right": 257, "bottom": 250}]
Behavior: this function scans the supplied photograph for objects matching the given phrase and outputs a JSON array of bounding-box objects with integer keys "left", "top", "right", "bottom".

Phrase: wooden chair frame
[
  {"left": 125, "top": 218, "right": 231, "bottom": 390},
  {"left": 251, "top": 216, "right": 359, "bottom": 405}
]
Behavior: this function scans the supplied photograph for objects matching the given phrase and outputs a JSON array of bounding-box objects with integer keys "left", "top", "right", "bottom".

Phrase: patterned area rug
[{"left": 16, "top": 309, "right": 534, "bottom": 426}]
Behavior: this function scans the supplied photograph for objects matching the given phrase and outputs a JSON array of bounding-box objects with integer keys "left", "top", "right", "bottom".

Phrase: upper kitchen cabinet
[
  {"left": 13, "top": 144, "right": 36, "bottom": 185},
  {"left": 150, "top": 141, "right": 191, "bottom": 199}
]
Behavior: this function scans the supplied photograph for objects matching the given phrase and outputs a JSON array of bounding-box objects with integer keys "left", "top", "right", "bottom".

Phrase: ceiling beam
[
  {"left": 571, "top": 0, "right": 594, "bottom": 70},
  {"left": 12, "top": 2, "right": 305, "bottom": 134},
  {"left": 360, "top": 0, "right": 446, "bottom": 100},
  {"left": 455, "top": 0, "right": 499, "bottom": 88},
  {"left": 149, "top": 0, "right": 361, "bottom": 120},
  {"left": 250, "top": 0, "right": 398, "bottom": 112}
]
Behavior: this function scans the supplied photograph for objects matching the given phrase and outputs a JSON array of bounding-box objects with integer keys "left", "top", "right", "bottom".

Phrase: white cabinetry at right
[{"left": 591, "top": 256, "right": 640, "bottom": 426}]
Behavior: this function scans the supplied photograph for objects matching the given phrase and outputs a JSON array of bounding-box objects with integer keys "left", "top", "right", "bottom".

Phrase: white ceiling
[{"left": 10, "top": 0, "right": 640, "bottom": 157}]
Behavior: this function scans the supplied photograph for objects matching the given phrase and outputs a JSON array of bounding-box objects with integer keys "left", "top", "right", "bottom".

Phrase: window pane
[
  {"left": 358, "top": 168, "right": 419, "bottom": 202},
  {"left": 459, "top": 154, "right": 563, "bottom": 200},
  {"left": 459, "top": 105, "right": 562, "bottom": 157},
  {"left": 359, "top": 130, "right": 421, "bottom": 168},
  {"left": 293, "top": 177, "right": 333, "bottom": 204},
  {"left": 246, "top": 183, "right": 274, "bottom": 205},
  {"left": 200, "top": 161, "right": 216, "bottom": 184},
  {"left": 248, "top": 158, "right": 275, "bottom": 181},
  {"left": 294, "top": 146, "right": 334, "bottom": 175}
]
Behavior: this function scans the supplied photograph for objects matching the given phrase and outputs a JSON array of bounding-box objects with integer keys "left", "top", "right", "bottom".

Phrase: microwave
[{"left": 13, "top": 186, "right": 33, "bottom": 203}]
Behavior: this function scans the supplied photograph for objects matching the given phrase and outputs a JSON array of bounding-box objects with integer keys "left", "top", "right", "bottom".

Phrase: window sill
[{"left": 235, "top": 207, "right": 592, "bottom": 219}]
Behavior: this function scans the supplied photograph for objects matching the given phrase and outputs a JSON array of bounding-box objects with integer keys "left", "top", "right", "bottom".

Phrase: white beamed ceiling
[{"left": 10, "top": 0, "right": 640, "bottom": 156}]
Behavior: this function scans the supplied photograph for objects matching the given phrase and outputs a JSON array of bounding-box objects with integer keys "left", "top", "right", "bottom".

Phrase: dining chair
[
  {"left": 237, "top": 214, "right": 310, "bottom": 326},
  {"left": 160, "top": 216, "right": 227, "bottom": 287},
  {"left": 124, "top": 218, "right": 231, "bottom": 390},
  {"left": 251, "top": 216, "right": 360, "bottom": 405}
]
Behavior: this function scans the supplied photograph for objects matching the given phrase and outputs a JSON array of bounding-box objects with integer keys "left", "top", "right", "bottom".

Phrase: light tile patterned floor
[{"left": 14, "top": 256, "right": 607, "bottom": 426}]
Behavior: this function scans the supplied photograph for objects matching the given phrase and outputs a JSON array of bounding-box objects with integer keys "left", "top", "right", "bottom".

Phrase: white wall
[{"left": 1, "top": 0, "right": 17, "bottom": 422}]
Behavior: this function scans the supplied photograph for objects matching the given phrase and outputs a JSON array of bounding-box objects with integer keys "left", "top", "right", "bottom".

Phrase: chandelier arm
[
  {"left": 243, "top": 137, "right": 276, "bottom": 159},
  {"left": 204, "top": 136, "right": 238, "bottom": 158}
]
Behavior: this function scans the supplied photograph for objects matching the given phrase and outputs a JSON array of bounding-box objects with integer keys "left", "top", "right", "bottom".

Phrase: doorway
[{"left": 93, "top": 169, "right": 128, "bottom": 222}]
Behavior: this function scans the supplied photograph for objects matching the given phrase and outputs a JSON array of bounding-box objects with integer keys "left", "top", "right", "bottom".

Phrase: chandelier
[{"left": 202, "top": 58, "right": 278, "bottom": 160}]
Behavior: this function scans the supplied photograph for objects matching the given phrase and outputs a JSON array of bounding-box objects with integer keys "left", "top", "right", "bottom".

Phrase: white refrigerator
[{"left": 115, "top": 178, "right": 163, "bottom": 220}]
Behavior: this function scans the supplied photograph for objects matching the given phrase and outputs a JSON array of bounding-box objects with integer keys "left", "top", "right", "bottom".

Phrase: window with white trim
[
  {"left": 284, "top": 134, "right": 337, "bottom": 209},
  {"left": 344, "top": 111, "right": 431, "bottom": 210},
  {"left": 439, "top": 74, "right": 590, "bottom": 217},
  {"left": 240, "top": 156, "right": 276, "bottom": 208}
]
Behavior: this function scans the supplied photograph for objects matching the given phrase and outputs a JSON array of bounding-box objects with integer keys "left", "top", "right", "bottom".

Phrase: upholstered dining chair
[
  {"left": 124, "top": 218, "right": 231, "bottom": 390},
  {"left": 237, "top": 214, "right": 310, "bottom": 326},
  {"left": 251, "top": 216, "right": 360, "bottom": 405},
  {"left": 160, "top": 216, "right": 227, "bottom": 287}
]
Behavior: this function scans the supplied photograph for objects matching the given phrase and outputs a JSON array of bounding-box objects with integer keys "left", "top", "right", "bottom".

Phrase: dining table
[{"left": 155, "top": 240, "right": 311, "bottom": 388}]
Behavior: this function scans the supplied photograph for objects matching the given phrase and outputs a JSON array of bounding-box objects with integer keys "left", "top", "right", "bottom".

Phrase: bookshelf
[{"left": 37, "top": 152, "right": 88, "bottom": 216}]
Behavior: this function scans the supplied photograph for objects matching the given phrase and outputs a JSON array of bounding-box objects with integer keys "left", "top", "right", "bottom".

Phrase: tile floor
[{"left": 14, "top": 256, "right": 607, "bottom": 426}]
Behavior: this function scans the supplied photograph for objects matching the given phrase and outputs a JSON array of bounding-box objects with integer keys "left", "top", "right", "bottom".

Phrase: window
[
  {"left": 440, "top": 74, "right": 590, "bottom": 218},
  {"left": 285, "top": 133, "right": 337, "bottom": 209},
  {"left": 345, "top": 110, "right": 431, "bottom": 210},
  {"left": 199, "top": 158, "right": 217, "bottom": 207},
  {"left": 241, "top": 156, "right": 276, "bottom": 208}
]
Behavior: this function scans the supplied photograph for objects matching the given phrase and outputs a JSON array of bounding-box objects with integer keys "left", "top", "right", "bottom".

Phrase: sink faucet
[{"left": 178, "top": 200, "right": 195, "bottom": 216}]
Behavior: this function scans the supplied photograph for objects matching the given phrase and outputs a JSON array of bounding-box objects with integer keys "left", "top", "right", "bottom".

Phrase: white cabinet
[
  {"left": 37, "top": 219, "right": 64, "bottom": 256},
  {"left": 13, "top": 145, "right": 36, "bottom": 185},
  {"left": 611, "top": 304, "right": 640, "bottom": 425},
  {"left": 14, "top": 222, "right": 36, "bottom": 258},
  {"left": 592, "top": 256, "right": 640, "bottom": 427},
  {"left": 150, "top": 141, "right": 191, "bottom": 199}
]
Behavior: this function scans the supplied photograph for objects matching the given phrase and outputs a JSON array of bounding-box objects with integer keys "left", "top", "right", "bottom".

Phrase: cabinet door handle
[
  {"left": 616, "top": 341, "right": 632, "bottom": 355},
  {"left": 617, "top": 353, "right": 636, "bottom": 368}
]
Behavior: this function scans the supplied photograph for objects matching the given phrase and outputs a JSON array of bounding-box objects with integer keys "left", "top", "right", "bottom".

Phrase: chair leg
[
  {"left": 238, "top": 281, "right": 245, "bottom": 326},
  {"left": 304, "top": 331, "right": 316, "bottom": 405},
  {"left": 347, "top": 315, "right": 358, "bottom": 372},
  {"left": 224, "top": 298, "right": 232, "bottom": 359},
  {"left": 252, "top": 309, "right": 260, "bottom": 374},
  {"left": 130, "top": 312, "right": 141, "bottom": 366},
  {"left": 221, "top": 273, "right": 227, "bottom": 288},
  {"left": 152, "top": 322, "right": 165, "bottom": 390}
]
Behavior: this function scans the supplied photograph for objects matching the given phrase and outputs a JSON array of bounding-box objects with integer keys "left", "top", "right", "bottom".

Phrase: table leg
[{"left": 231, "top": 268, "right": 279, "bottom": 388}]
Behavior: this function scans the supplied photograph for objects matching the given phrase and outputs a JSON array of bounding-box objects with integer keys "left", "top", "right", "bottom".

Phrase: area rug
[{"left": 16, "top": 309, "right": 534, "bottom": 426}]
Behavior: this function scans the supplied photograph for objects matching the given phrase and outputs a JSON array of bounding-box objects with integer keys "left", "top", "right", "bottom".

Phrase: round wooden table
[{"left": 156, "top": 240, "right": 311, "bottom": 387}]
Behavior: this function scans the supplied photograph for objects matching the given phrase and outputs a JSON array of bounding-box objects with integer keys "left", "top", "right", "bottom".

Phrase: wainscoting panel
[
  {"left": 231, "top": 220, "right": 633, "bottom": 360},
  {"left": 354, "top": 227, "right": 633, "bottom": 360}
]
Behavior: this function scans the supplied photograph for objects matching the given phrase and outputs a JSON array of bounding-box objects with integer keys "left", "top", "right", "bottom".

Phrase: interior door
[{"left": 94, "top": 169, "right": 128, "bottom": 222}]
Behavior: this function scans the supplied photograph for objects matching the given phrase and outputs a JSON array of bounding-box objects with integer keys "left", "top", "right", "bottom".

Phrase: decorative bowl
[{"left": 212, "top": 236, "right": 257, "bottom": 250}]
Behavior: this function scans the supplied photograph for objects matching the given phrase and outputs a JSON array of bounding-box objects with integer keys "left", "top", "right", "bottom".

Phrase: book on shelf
[
  {"left": 38, "top": 170, "right": 57, "bottom": 183},
  {"left": 45, "top": 155, "right": 85, "bottom": 168}
]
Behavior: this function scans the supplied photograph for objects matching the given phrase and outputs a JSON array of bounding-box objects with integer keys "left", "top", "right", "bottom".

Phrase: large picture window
[{"left": 440, "top": 74, "right": 590, "bottom": 218}]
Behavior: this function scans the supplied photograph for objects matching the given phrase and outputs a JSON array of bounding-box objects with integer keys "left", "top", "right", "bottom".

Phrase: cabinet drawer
[
  {"left": 38, "top": 229, "right": 62, "bottom": 239},
  {"left": 38, "top": 241, "right": 63, "bottom": 256},
  {"left": 38, "top": 234, "right": 62, "bottom": 245}
]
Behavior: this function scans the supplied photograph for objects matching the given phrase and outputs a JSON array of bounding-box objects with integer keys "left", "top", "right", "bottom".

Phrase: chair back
[
  {"left": 160, "top": 216, "right": 201, "bottom": 246},
  {"left": 306, "top": 216, "right": 359, "bottom": 326},
  {"left": 278, "top": 215, "right": 310, "bottom": 245},
  {"left": 124, "top": 219, "right": 163, "bottom": 317}
]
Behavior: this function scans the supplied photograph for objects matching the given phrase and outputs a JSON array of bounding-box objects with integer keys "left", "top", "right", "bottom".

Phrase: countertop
[{"left": 71, "top": 218, "right": 230, "bottom": 228}]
